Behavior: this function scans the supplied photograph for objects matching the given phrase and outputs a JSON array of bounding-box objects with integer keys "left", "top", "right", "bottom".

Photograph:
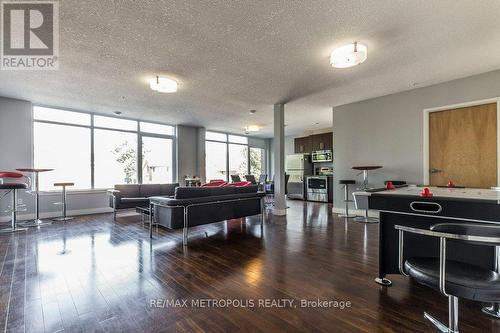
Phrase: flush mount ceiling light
[
  {"left": 149, "top": 76, "right": 178, "bottom": 93},
  {"left": 330, "top": 42, "right": 367, "bottom": 68},
  {"left": 244, "top": 125, "right": 261, "bottom": 132}
]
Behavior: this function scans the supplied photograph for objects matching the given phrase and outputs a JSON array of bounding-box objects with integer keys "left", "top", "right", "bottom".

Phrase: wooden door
[{"left": 429, "top": 103, "right": 497, "bottom": 188}]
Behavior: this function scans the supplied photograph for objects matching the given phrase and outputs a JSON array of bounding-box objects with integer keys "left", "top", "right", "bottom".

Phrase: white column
[{"left": 273, "top": 104, "right": 287, "bottom": 215}]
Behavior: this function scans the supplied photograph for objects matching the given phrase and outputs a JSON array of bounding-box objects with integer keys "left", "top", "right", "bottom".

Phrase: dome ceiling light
[
  {"left": 149, "top": 75, "right": 178, "bottom": 93},
  {"left": 330, "top": 42, "right": 368, "bottom": 68}
]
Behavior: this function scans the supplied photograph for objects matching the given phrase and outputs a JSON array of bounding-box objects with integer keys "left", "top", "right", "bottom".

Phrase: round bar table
[
  {"left": 352, "top": 166, "right": 382, "bottom": 223},
  {"left": 16, "top": 168, "right": 54, "bottom": 227}
]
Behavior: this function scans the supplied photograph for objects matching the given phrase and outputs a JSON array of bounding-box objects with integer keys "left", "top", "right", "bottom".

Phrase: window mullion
[{"left": 90, "top": 115, "right": 95, "bottom": 189}]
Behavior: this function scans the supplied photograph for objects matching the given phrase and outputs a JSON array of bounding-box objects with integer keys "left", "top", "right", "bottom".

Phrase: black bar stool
[
  {"left": 53, "top": 182, "right": 74, "bottom": 222},
  {"left": 338, "top": 180, "right": 356, "bottom": 218},
  {"left": 0, "top": 182, "right": 28, "bottom": 233}
]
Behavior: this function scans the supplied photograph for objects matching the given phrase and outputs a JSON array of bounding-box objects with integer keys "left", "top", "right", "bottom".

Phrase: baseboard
[
  {"left": 0, "top": 207, "right": 113, "bottom": 223},
  {"left": 332, "top": 207, "right": 379, "bottom": 218}
]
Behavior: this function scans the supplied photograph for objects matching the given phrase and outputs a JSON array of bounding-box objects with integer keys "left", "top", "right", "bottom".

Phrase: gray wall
[
  {"left": 333, "top": 69, "right": 500, "bottom": 210},
  {"left": 177, "top": 125, "right": 202, "bottom": 183}
]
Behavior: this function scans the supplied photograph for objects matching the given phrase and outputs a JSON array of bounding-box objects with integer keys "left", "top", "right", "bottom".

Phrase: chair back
[
  {"left": 244, "top": 175, "right": 257, "bottom": 184},
  {"left": 230, "top": 175, "right": 241, "bottom": 182}
]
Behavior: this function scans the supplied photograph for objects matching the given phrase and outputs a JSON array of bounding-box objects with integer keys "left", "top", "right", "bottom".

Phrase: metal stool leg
[
  {"left": 53, "top": 185, "right": 73, "bottom": 222},
  {"left": 482, "top": 246, "right": 500, "bottom": 319},
  {"left": 339, "top": 184, "right": 356, "bottom": 218},
  {"left": 0, "top": 189, "right": 27, "bottom": 233}
]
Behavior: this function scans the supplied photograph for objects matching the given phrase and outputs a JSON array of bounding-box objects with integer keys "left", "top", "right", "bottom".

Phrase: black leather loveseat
[
  {"left": 149, "top": 185, "right": 265, "bottom": 245},
  {"left": 108, "top": 183, "right": 178, "bottom": 220}
]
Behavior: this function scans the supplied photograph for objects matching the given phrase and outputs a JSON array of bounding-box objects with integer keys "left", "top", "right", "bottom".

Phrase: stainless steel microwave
[{"left": 311, "top": 150, "right": 332, "bottom": 163}]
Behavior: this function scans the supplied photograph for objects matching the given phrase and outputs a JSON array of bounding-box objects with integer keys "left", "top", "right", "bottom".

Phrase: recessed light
[
  {"left": 149, "top": 75, "right": 178, "bottom": 93},
  {"left": 330, "top": 42, "right": 367, "bottom": 68},
  {"left": 249, "top": 109, "right": 256, "bottom": 115},
  {"left": 113, "top": 111, "right": 122, "bottom": 115}
]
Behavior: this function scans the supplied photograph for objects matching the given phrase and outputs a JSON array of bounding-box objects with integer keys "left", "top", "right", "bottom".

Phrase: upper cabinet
[
  {"left": 312, "top": 132, "right": 333, "bottom": 151},
  {"left": 294, "top": 136, "right": 312, "bottom": 153},
  {"left": 295, "top": 132, "right": 332, "bottom": 153}
]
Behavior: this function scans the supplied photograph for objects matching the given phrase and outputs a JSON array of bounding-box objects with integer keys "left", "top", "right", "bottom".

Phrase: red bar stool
[{"left": 0, "top": 172, "right": 28, "bottom": 233}]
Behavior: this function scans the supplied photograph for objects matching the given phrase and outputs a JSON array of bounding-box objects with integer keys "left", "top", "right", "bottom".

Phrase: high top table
[
  {"left": 353, "top": 185, "right": 500, "bottom": 317},
  {"left": 352, "top": 165, "right": 382, "bottom": 223},
  {"left": 16, "top": 168, "right": 54, "bottom": 227}
]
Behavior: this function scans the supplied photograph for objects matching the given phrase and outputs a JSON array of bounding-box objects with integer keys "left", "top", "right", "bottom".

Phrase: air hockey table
[{"left": 353, "top": 186, "right": 500, "bottom": 286}]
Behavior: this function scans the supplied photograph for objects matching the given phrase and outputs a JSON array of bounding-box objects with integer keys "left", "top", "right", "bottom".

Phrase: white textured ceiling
[{"left": 1, "top": 0, "right": 500, "bottom": 137}]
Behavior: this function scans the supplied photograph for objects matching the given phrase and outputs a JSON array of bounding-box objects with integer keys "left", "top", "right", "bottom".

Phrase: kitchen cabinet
[
  {"left": 295, "top": 132, "right": 332, "bottom": 153},
  {"left": 294, "top": 136, "right": 312, "bottom": 153},
  {"left": 312, "top": 132, "right": 333, "bottom": 151}
]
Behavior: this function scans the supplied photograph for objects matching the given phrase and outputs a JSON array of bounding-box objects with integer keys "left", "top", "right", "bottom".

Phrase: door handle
[{"left": 430, "top": 168, "right": 443, "bottom": 174}]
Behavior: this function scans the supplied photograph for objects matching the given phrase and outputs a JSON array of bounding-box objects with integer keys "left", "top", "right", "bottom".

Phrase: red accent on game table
[
  {"left": 420, "top": 187, "right": 433, "bottom": 197},
  {"left": 385, "top": 181, "right": 395, "bottom": 190}
]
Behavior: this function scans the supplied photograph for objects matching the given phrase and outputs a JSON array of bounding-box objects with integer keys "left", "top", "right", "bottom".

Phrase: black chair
[
  {"left": 230, "top": 175, "right": 241, "bottom": 182},
  {"left": 396, "top": 223, "right": 500, "bottom": 333},
  {"left": 244, "top": 175, "right": 257, "bottom": 184}
]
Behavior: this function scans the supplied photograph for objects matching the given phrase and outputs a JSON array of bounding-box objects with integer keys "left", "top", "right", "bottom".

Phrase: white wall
[{"left": 333, "top": 69, "right": 500, "bottom": 210}]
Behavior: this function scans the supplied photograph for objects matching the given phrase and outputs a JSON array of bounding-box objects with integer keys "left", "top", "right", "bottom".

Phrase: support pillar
[{"left": 273, "top": 104, "right": 287, "bottom": 215}]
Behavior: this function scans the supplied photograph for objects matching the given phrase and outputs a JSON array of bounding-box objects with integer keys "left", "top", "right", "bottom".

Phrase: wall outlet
[{"left": 18, "top": 199, "right": 23, "bottom": 205}]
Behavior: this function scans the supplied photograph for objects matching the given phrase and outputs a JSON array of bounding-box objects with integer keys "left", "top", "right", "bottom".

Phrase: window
[
  {"left": 94, "top": 129, "right": 138, "bottom": 188},
  {"left": 33, "top": 106, "right": 175, "bottom": 190},
  {"left": 140, "top": 121, "right": 175, "bottom": 135},
  {"left": 34, "top": 106, "right": 91, "bottom": 126},
  {"left": 206, "top": 131, "right": 227, "bottom": 142},
  {"left": 142, "top": 137, "right": 174, "bottom": 183},
  {"left": 229, "top": 144, "right": 248, "bottom": 179},
  {"left": 205, "top": 141, "right": 227, "bottom": 181},
  {"left": 34, "top": 122, "right": 91, "bottom": 190},
  {"left": 205, "top": 131, "right": 266, "bottom": 182},
  {"left": 250, "top": 147, "right": 265, "bottom": 176},
  {"left": 94, "top": 115, "right": 137, "bottom": 131}
]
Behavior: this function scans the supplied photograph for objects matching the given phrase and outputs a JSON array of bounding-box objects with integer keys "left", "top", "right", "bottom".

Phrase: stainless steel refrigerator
[{"left": 285, "top": 154, "right": 312, "bottom": 200}]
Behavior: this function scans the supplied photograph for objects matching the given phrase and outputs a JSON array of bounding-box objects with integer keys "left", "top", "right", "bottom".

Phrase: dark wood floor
[{"left": 0, "top": 200, "right": 497, "bottom": 333}]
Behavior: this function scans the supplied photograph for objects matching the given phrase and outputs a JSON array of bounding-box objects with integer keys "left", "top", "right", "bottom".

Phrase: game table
[{"left": 353, "top": 186, "right": 500, "bottom": 286}]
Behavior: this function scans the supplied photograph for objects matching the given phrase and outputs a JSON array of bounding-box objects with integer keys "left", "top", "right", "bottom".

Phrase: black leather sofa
[
  {"left": 108, "top": 183, "right": 178, "bottom": 220},
  {"left": 149, "top": 185, "right": 265, "bottom": 245}
]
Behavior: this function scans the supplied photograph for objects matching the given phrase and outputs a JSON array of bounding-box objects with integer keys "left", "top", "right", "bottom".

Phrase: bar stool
[
  {"left": 0, "top": 172, "right": 28, "bottom": 233},
  {"left": 53, "top": 182, "right": 74, "bottom": 222},
  {"left": 338, "top": 180, "right": 356, "bottom": 218}
]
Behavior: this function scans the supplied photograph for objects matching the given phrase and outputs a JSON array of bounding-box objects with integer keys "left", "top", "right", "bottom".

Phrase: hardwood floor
[{"left": 0, "top": 200, "right": 498, "bottom": 333}]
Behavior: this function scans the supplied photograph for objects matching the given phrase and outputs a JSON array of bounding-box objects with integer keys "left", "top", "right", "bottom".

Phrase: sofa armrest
[{"left": 107, "top": 189, "right": 121, "bottom": 209}]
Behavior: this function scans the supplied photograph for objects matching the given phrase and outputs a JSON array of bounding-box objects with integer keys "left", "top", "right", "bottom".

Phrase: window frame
[{"left": 33, "top": 105, "right": 176, "bottom": 191}]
